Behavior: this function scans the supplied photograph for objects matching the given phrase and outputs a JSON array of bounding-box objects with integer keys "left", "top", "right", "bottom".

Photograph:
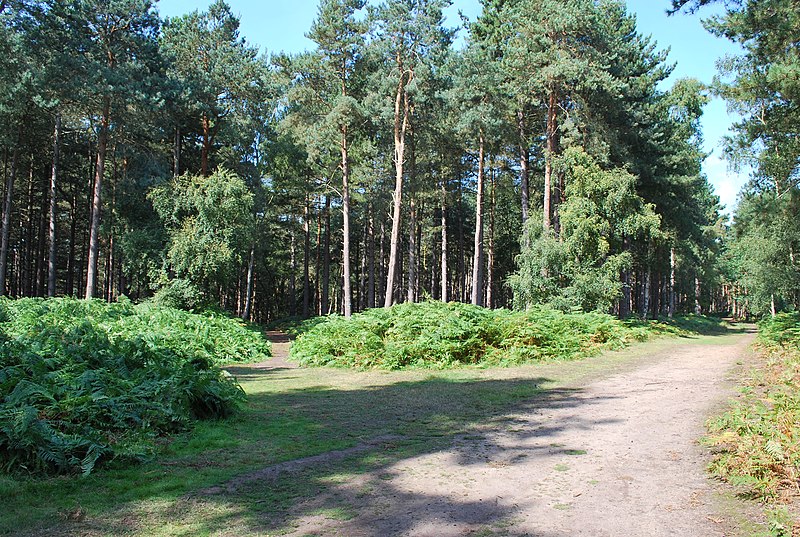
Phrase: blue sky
[{"left": 156, "top": 0, "right": 746, "bottom": 214}]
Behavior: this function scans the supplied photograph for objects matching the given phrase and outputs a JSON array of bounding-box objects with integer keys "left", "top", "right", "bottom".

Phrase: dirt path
[{"left": 277, "top": 331, "right": 755, "bottom": 536}]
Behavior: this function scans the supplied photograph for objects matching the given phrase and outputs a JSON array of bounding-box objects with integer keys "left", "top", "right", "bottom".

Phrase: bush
[
  {"left": 705, "top": 312, "right": 800, "bottom": 523},
  {"left": 290, "top": 301, "right": 685, "bottom": 370},
  {"left": 0, "top": 297, "right": 271, "bottom": 476},
  {"left": 150, "top": 278, "right": 207, "bottom": 311}
]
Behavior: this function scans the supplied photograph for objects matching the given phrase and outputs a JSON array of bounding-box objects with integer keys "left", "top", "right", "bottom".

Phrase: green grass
[
  {"left": 705, "top": 312, "right": 800, "bottom": 536},
  {"left": 289, "top": 301, "right": 727, "bottom": 369}
]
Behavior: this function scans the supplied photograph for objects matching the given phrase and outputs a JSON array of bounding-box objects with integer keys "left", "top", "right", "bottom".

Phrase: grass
[
  {"left": 705, "top": 312, "right": 800, "bottom": 536},
  {"left": 0, "top": 328, "right": 737, "bottom": 537}
]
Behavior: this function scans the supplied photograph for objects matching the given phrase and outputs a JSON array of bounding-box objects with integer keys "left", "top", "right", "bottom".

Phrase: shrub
[
  {"left": 290, "top": 301, "right": 686, "bottom": 370},
  {"left": 0, "top": 297, "right": 271, "bottom": 476},
  {"left": 705, "top": 313, "right": 800, "bottom": 520}
]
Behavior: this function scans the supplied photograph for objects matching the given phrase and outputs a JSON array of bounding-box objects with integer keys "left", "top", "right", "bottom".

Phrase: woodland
[
  {"left": 1, "top": 0, "right": 800, "bottom": 534},
  {"left": 0, "top": 0, "right": 795, "bottom": 321}
]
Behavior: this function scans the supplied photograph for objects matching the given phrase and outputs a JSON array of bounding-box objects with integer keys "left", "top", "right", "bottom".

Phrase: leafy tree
[{"left": 150, "top": 168, "right": 254, "bottom": 298}]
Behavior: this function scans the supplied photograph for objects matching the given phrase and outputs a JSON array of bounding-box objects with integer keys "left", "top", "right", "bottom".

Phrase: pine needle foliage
[
  {"left": 0, "top": 297, "right": 270, "bottom": 476},
  {"left": 706, "top": 312, "right": 800, "bottom": 529},
  {"left": 289, "top": 301, "right": 698, "bottom": 370}
]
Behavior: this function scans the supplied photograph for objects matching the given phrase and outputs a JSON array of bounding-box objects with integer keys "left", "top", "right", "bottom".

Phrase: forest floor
[{"left": 17, "top": 325, "right": 767, "bottom": 537}]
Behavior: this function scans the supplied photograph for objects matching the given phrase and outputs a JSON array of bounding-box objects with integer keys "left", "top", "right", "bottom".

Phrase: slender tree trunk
[
  {"left": 487, "top": 159, "right": 496, "bottom": 309},
  {"left": 323, "top": 194, "right": 331, "bottom": 314},
  {"left": 367, "top": 204, "right": 375, "bottom": 309},
  {"left": 457, "top": 175, "right": 466, "bottom": 302},
  {"left": 471, "top": 131, "right": 486, "bottom": 307},
  {"left": 668, "top": 247, "right": 676, "bottom": 318},
  {"left": 642, "top": 268, "right": 651, "bottom": 319},
  {"left": 303, "top": 197, "right": 311, "bottom": 318},
  {"left": 242, "top": 243, "right": 255, "bottom": 320},
  {"left": 518, "top": 108, "right": 530, "bottom": 226},
  {"left": 378, "top": 220, "right": 386, "bottom": 307},
  {"left": 440, "top": 176, "right": 448, "bottom": 303},
  {"left": 543, "top": 91, "right": 558, "bottom": 232},
  {"left": 407, "top": 197, "right": 417, "bottom": 303},
  {"left": 385, "top": 65, "right": 411, "bottom": 308},
  {"left": 47, "top": 113, "right": 60, "bottom": 297},
  {"left": 0, "top": 128, "right": 20, "bottom": 296},
  {"left": 341, "top": 129, "right": 352, "bottom": 317},
  {"left": 619, "top": 235, "right": 631, "bottom": 318},
  {"left": 694, "top": 276, "right": 702, "bottom": 315},
  {"left": 86, "top": 97, "right": 111, "bottom": 299},
  {"left": 289, "top": 232, "right": 297, "bottom": 316}
]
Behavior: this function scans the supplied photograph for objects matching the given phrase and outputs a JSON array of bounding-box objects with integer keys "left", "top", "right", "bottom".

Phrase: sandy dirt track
[{"left": 274, "top": 331, "right": 756, "bottom": 537}]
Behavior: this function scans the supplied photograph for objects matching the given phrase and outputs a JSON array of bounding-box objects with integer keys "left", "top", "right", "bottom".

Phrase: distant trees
[
  {"left": 674, "top": 0, "right": 800, "bottom": 316},
  {"left": 0, "top": 0, "right": 736, "bottom": 321}
]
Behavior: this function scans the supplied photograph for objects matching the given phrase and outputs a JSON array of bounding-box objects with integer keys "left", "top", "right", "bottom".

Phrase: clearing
[{"left": 16, "top": 326, "right": 758, "bottom": 536}]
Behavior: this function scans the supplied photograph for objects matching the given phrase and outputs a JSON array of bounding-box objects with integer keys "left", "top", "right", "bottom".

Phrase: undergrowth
[
  {"left": 289, "top": 301, "right": 715, "bottom": 369},
  {"left": 0, "top": 297, "right": 270, "bottom": 477},
  {"left": 705, "top": 312, "right": 800, "bottom": 536}
]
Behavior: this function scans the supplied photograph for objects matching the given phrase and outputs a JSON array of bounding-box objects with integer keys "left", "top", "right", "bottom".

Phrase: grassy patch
[
  {"left": 289, "top": 301, "right": 720, "bottom": 370},
  {"left": 705, "top": 312, "right": 800, "bottom": 536}
]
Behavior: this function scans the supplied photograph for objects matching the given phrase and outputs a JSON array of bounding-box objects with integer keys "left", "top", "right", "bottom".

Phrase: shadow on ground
[{"left": 38, "top": 372, "right": 627, "bottom": 537}]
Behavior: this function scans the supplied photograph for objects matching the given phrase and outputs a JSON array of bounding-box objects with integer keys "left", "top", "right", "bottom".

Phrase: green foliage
[
  {"left": 150, "top": 168, "right": 255, "bottom": 294},
  {"left": 705, "top": 313, "right": 800, "bottom": 514},
  {"left": 290, "top": 300, "right": 697, "bottom": 370},
  {"left": 150, "top": 278, "right": 207, "bottom": 311},
  {"left": 0, "top": 297, "right": 270, "bottom": 476},
  {"left": 509, "top": 149, "right": 660, "bottom": 312}
]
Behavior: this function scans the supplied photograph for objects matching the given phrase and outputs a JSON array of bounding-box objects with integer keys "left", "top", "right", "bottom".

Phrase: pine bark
[
  {"left": 543, "top": 92, "right": 558, "bottom": 232},
  {"left": 47, "top": 113, "right": 60, "bottom": 297},
  {"left": 471, "top": 131, "right": 486, "bottom": 307},
  {"left": 341, "top": 127, "right": 352, "bottom": 317},
  {"left": 0, "top": 128, "right": 20, "bottom": 296},
  {"left": 440, "top": 176, "right": 448, "bottom": 303},
  {"left": 384, "top": 60, "right": 411, "bottom": 308},
  {"left": 85, "top": 97, "right": 111, "bottom": 299}
]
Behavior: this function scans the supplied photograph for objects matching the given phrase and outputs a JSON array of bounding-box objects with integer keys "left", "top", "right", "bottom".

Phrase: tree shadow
[{"left": 56, "top": 374, "right": 621, "bottom": 536}]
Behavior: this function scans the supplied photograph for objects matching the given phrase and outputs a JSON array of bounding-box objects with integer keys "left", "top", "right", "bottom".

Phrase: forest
[
  {"left": 1, "top": 0, "right": 800, "bottom": 534},
  {"left": 0, "top": 0, "right": 795, "bottom": 321}
]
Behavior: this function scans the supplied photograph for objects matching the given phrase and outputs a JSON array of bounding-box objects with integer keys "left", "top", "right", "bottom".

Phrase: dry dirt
[{"left": 262, "top": 329, "right": 758, "bottom": 537}]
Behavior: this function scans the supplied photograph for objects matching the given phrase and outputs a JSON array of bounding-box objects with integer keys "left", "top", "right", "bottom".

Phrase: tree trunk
[
  {"left": 384, "top": 64, "right": 411, "bottom": 308},
  {"left": 86, "top": 97, "right": 111, "bottom": 299},
  {"left": 323, "top": 194, "right": 331, "bottom": 314},
  {"left": 487, "top": 159, "right": 496, "bottom": 309},
  {"left": 407, "top": 197, "right": 417, "bottom": 303},
  {"left": 668, "top": 247, "right": 676, "bottom": 318},
  {"left": 440, "top": 176, "right": 448, "bottom": 303},
  {"left": 518, "top": 108, "right": 530, "bottom": 226},
  {"left": 289, "top": 232, "right": 297, "bottom": 316},
  {"left": 471, "top": 131, "right": 486, "bottom": 307},
  {"left": 303, "top": 197, "right": 311, "bottom": 318},
  {"left": 543, "top": 91, "right": 558, "bottom": 232},
  {"left": 341, "top": 129, "right": 352, "bottom": 317},
  {"left": 367, "top": 204, "right": 375, "bottom": 309},
  {"left": 47, "top": 113, "right": 60, "bottom": 297},
  {"left": 694, "top": 276, "right": 702, "bottom": 315},
  {"left": 242, "top": 243, "right": 255, "bottom": 320},
  {"left": 0, "top": 129, "right": 20, "bottom": 296},
  {"left": 642, "top": 267, "right": 651, "bottom": 319}
]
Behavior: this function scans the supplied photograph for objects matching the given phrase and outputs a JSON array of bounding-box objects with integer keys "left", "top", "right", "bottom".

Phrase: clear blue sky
[{"left": 156, "top": 0, "right": 746, "bottom": 214}]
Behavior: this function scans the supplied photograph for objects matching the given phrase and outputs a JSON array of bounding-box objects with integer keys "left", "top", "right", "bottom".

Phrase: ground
[
  {"left": 243, "top": 328, "right": 758, "bottom": 537},
  {"left": 17, "top": 326, "right": 765, "bottom": 536}
]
